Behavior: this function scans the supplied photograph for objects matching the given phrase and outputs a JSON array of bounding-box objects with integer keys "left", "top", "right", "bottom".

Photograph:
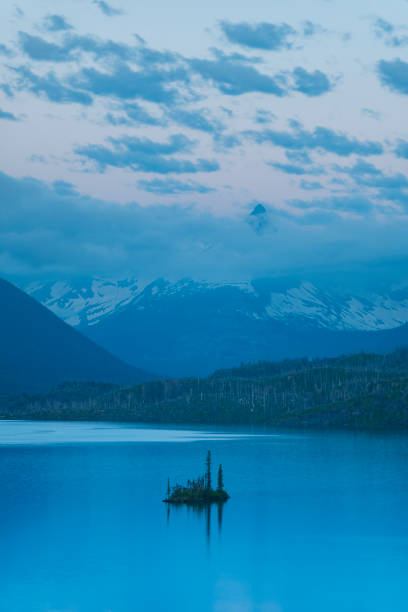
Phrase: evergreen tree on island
[
  {"left": 217, "top": 464, "right": 224, "bottom": 491},
  {"left": 163, "top": 451, "right": 229, "bottom": 504},
  {"left": 206, "top": 450, "right": 211, "bottom": 490}
]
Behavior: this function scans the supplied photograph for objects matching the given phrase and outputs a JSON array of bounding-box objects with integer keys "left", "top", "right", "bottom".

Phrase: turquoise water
[{"left": 0, "top": 421, "right": 407, "bottom": 611}]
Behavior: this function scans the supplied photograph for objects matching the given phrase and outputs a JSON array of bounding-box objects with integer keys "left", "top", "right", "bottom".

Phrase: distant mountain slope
[
  {"left": 0, "top": 278, "right": 153, "bottom": 393},
  {"left": 23, "top": 277, "right": 408, "bottom": 376}
]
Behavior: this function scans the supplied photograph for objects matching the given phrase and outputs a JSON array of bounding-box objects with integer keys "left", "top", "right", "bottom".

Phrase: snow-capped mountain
[
  {"left": 24, "top": 277, "right": 408, "bottom": 332},
  {"left": 22, "top": 276, "right": 408, "bottom": 376}
]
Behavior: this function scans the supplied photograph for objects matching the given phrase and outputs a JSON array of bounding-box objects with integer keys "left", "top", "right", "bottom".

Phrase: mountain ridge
[{"left": 0, "top": 278, "right": 154, "bottom": 393}]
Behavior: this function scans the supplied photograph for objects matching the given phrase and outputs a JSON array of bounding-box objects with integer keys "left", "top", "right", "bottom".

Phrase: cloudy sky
[{"left": 1, "top": 0, "right": 408, "bottom": 286}]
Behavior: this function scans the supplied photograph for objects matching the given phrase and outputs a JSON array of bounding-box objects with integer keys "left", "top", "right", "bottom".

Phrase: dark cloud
[
  {"left": 43, "top": 14, "right": 73, "bottom": 32},
  {"left": 246, "top": 123, "right": 383, "bottom": 156},
  {"left": 0, "top": 108, "right": 18, "bottom": 121},
  {"left": 220, "top": 20, "right": 295, "bottom": 51},
  {"left": 291, "top": 67, "right": 334, "bottom": 96},
  {"left": 12, "top": 66, "right": 93, "bottom": 105},
  {"left": 377, "top": 58, "right": 408, "bottom": 94},
  {"left": 75, "top": 134, "right": 220, "bottom": 174},
  {"left": 138, "top": 178, "right": 215, "bottom": 194},
  {"left": 93, "top": 1, "right": 124, "bottom": 17}
]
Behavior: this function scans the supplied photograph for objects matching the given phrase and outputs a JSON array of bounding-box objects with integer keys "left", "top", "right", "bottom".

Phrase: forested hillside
[{"left": 2, "top": 349, "right": 408, "bottom": 429}]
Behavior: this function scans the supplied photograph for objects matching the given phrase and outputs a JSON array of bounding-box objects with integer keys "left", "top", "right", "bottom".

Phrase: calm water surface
[{"left": 0, "top": 421, "right": 407, "bottom": 612}]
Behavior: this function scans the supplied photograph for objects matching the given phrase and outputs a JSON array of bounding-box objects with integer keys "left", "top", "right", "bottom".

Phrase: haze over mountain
[{"left": 0, "top": 278, "right": 152, "bottom": 394}]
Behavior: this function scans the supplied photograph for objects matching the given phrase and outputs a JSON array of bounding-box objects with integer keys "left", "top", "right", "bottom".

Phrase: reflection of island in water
[
  {"left": 164, "top": 451, "right": 229, "bottom": 541},
  {"left": 166, "top": 498, "right": 225, "bottom": 542}
]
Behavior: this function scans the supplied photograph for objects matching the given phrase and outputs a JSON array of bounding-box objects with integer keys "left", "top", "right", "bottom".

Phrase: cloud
[
  {"left": 246, "top": 122, "right": 383, "bottom": 156},
  {"left": 167, "top": 108, "right": 223, "bottom": 133},
  {"left": 269, "top": 159, "right": 323, "bottom": 175},
  {"left": 138, "top": 178, "right": 215, "bottom": 194},
  {"left": 285, "top": 150, "right": 312, "bottom": 164},
  {"left": 220, "top": 20, "right": 295, "bottom": 51},
  {"left": 0, "top": 108, "right": 19, "bottom": 121},
  {"left": 269, "top": 162, "right": 310, "bottom": 175},
  {"left": 302, "top": 21, "right": 326, "bottom": 37},
  {"left": 395, "top": 140, "right": 408, "bottom": 158},
  {"left": 52, "top": 180, "right": 79, "bottom": 196},
  {"left": 189, "top": 54, "right": 287, "bottom": 96},
  {"left": 377, "top": 58, "right": 408, "bottom": 94},
  {"left": 68, "top": 63, "right": 186, "bottom": 104},
  {"left": 361, "top": 107, "right": 381, "bottom": 120},
  {"left": 43, "top": 14, "right": 73, "bottom": 32},
  {"left": 0, "top": 84, "right": 14, "bottom": 98},
  {"left": 18, "top": 32, "right": 72, "bottom": 62},
  {"left": 12, "top": 66, "right": 93, "bottom": 105},
  {"left": 299, "top": 180, "right": 323, "bottom": 190},
  {"left": 0, "top": 43, "right": 12, "bottom": 57},
  {"left": 373, "top": 18, "right": 408, "bottom": 47},
  {"left": 291, "top": 67, "right": 334, "bottom": 96},
  {"left": 75, "top": 134, "right": 220, "bottom": 173},
  {"left": 93, "top": 1, "right": 124, "bottom": 17},
  {"left": 334, "top": 158, "right": 381, "bottom": 178},
  {"left": 291, "top": 194, "right": 374, "bottom": 214},
  {"left": 2, "top": 170, "right": 408, "bottom": 287},
  {"left": 334, "top": 159, "right": 408, "bottom": 192},
  {"left": 18, "top": 31, "right": 137, "bottom": 63},
  {"left": 106, "top": 103, "right": 164, "bottom": 126},
  {"left": 254, "top": 109, "right": 276, "bottom": 124}
]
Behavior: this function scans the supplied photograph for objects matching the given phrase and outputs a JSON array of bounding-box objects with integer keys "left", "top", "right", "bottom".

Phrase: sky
[{"left": 1, "top": 0, "right": 408, "bottom": 287}]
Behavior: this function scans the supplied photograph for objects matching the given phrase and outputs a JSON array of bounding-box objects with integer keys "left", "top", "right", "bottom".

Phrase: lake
[{"left": 0, "top": 421, "right": 407, "bottom": 611}]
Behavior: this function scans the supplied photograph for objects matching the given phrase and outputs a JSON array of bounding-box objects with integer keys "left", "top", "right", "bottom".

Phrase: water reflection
[{"left": 166, "top": 501, "right": 227, "bottom": 545}]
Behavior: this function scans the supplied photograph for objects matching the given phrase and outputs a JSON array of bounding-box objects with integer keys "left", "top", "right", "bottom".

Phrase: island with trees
[{"left": 163, "top": 451, "right": 230, "bottom": 504}]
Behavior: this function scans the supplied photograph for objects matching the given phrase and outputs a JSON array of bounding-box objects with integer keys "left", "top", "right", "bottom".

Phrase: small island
[{"left": 163, "top": 451, "right": 230, "bottom": 504}]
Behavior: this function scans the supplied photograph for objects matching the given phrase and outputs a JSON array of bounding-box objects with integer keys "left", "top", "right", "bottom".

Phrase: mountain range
[{"left": 22, "top": 276, "right": 408, "bottom": 377}]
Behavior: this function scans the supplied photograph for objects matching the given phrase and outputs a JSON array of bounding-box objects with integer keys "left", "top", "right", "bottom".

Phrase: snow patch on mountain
[
  {"left": 265, "top": 282, "right": 408, "bottom": 331},
  {"left": 25, "top": 278, "right": 148, "bottom": 326},
  {"left": 23, "top": 278, "right": 408, "bottom": 333}
]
